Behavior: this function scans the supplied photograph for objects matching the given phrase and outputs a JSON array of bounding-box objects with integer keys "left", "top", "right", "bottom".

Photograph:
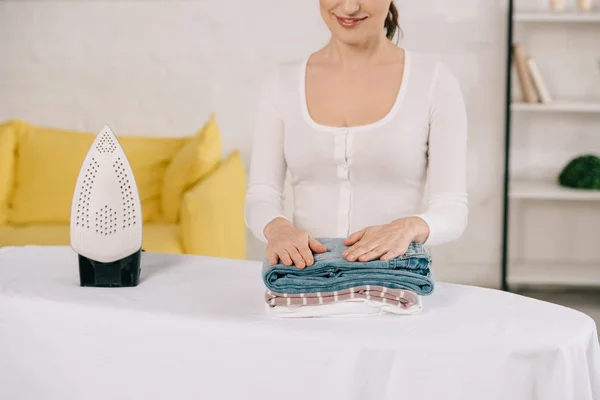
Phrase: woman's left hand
[{"left": 341, "top": 217, "right": 430, "bottom": 262}]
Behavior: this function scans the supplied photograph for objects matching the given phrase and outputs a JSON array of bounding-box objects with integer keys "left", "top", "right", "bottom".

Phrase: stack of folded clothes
[{"left": 262, "top": 237, "right": 434, "bottom": 318}]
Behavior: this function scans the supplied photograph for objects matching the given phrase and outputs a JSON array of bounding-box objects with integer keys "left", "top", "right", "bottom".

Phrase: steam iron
[{"left": 70, "top": 125, "right": 143, "bottom": 287}]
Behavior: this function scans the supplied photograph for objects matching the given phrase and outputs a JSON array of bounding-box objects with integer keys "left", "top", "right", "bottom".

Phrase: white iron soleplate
[{"left": 70, "top": 125, "right": 143, "bottom": 263}]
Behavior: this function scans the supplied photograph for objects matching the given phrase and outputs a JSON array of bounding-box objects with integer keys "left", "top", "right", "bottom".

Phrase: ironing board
[{"left": 0, "top": 245, "right": 599, "bottom": 400}]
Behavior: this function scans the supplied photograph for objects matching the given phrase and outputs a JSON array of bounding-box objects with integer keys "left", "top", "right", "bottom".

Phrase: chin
[
  {"left": 331, "top": 29, "right": 367, "bottom": 45},
  {"left": 328, "top": 24, "right": 379, "bottom": 45}
]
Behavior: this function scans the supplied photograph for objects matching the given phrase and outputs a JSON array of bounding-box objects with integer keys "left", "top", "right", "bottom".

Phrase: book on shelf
[
  {"left": 512, "top": 43, "right": 553, "bottom": 104},
  {"left": 513, "top": 43, "right": 538, "bottom": 103},
  {"left": 527, "top": 58, "right": 553, "bottom": 104}
]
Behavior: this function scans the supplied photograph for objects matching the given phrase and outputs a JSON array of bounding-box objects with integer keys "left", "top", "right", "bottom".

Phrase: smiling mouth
[{"left": 335, "top": 15, "right": 368, "bottom": 28}]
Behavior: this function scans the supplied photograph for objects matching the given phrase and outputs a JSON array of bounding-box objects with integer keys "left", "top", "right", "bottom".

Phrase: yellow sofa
[{"left": 0, "top": 117, "right": 247, "bottom": 259}]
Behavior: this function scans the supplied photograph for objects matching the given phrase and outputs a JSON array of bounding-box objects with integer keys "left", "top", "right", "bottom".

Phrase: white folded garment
[{"left": 265, "top": 296, "right": 423, "bottom": 318}]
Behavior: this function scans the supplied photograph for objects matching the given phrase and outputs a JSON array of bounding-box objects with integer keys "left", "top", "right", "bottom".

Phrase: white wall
[{"left": 2, "top": 0, "right": 596, "bottom": 288}]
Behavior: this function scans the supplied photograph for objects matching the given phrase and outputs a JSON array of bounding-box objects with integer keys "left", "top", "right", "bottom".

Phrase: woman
[{"left": 245, "top": 0, "right": 468, "bottom": 269}]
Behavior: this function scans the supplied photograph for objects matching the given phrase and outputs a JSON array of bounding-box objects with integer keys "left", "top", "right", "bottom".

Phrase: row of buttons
[{"left": 335, "top": 130, "right": 352, "bottom": 237}]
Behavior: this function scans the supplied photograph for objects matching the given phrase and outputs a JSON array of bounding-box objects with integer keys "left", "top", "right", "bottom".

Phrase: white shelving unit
[
  {"left": 511, "top": 101, "right": 600, "bottom": 113},
  {"left": 502, "top": 3, "right": 600, "bottom": 290},
  {"left": 510, "top": 179, "right": 600, "bottom": 201},
  {"left": 507, "top": 262, "right": 600, "bottom": 287},
  {"left": 514, "top": 11, "right": 600, "bottom": 22}
]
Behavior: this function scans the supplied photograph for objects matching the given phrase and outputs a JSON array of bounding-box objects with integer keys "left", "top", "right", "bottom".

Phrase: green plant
[{"left": 558, "top": 154, "right": 600, "bottom": 190}]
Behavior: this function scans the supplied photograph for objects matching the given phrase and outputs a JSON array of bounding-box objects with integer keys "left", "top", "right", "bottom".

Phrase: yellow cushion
[
  {"left": 180, "top": 151, "right": 246, "bottom": 259},
  {"left": 161, "top": 113, "right": 223, "bottom": 223},
  {"left": 141, "top": 223, "right": 183, "bottom": 254},
  {"left": 8, "top": 122, "right": 189, "bottom": 224},
  {"left": 0, "top": 223, "right": 183, "bottom": 254},
  {"left": 0, "top": 121, "right": 19, "bottom": 224}
]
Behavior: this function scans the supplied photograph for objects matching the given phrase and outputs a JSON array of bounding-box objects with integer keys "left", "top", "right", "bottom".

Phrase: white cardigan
[{"left": 244, "top": 50, "right": 468, "bottom": 246}]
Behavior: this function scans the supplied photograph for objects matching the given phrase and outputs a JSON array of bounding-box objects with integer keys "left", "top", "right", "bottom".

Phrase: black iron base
[{"left": 78, "top": 249, "right": 142, "bottom": 287}]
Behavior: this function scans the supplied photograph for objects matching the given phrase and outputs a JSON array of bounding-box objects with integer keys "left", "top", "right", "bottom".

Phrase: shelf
[
  {"left": 507, "top": 262, "right": 600, "bottom": 288},
  {"left": 500, "top": 2, "right": 600, "bottom": 291},
  {"left": 511, "top": 101, "right": 600, "bottom": 113},
  {"left": 510, "top": 179, "right": 600, "bottom": 201},
  {"left": 514, "top": 11, "right": 600, "bottom": 22}
]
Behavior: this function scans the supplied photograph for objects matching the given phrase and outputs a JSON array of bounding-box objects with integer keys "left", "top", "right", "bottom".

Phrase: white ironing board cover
[{"left": 0, "top": 246, "right": 598, "bottom": 400}]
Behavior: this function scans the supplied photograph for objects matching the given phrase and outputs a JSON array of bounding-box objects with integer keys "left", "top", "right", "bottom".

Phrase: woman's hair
[{"left": 385, "top": 2, "right": 401, "bottom": 41}]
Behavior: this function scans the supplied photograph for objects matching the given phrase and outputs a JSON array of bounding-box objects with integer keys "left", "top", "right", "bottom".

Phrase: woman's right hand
[{"left": 263, "top": 217, "right": 327, "bottom": 269}]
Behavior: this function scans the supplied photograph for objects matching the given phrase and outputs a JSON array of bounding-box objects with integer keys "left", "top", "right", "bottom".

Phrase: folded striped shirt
[{"left": 265, "top": 285, "right": 419, "bottom": 309}]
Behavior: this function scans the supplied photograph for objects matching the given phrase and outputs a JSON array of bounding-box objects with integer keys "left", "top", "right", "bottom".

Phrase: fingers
[
  {"left": 344, "top": 241, "right": 379, "bottom": 262},
  {"left": 270, "top": 243, "right": 314, "bottom": 269},
  {"left": 344, "top": 229, "right": 365, "bottom": 246},
  {"left": 277, "top": 250, "right": 293, "bottom": 266},
  {"left": 341, "top": 244, "right": 357, "bottom": 259},
  {"left": 287, "top": 246, "right": 306, "bottom": 269},
  {"left": 381, "top": 237, "right": 411, "bottom": 261},
  {"left": 267, "top": 233, "right": 328, "bottom": 269},
  {"left": 309, "top": 236, "right": 327, "bottom": 253},
  {"left": 266, "top": 251, "right": 279, "bottom": 266},
  {"left": 298, "top": 245, "right": 314, "bottom": 267},
  {"left": 357, "top": 246, "right": 387, "bottom": 262},
  {"left": 380, "top": 250, "right": 396, "bottom": 261}
]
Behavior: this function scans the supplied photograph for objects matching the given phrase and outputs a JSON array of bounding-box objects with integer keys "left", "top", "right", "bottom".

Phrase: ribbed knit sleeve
[
  {"left": 414, "top": 62, "right": 469, "bottom": 246},
  {"left": 244, "top": 68, "right": 289, "bottom": 243}
]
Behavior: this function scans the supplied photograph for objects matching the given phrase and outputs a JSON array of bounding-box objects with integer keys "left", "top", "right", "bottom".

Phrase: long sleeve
[
  {"left": 244, "top": 67, "right": 289, "bottom": 243},
  {"left": 414, "top": 62, "right": 469, "bottom": 246}
]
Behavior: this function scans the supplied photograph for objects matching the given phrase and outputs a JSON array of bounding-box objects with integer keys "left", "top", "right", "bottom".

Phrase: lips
[{"left": 335, "top": 15, "right": 368, "bottom": 28}]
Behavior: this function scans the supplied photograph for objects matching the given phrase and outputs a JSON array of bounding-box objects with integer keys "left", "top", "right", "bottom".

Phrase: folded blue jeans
[{"left": 262, "top": 237, "right": 434, "bottom": 296}]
